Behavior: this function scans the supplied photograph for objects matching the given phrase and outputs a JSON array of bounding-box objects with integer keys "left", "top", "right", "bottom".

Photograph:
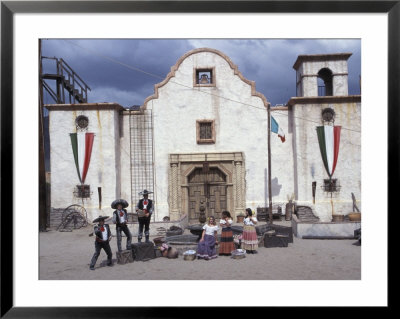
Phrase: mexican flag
[
  {"left": 316, "top": 125, "right": 341, "bottom": 178},
  {"left": 271, "top": 116, "right": 286, "bottom": 143},
  {"left": 70, "top": 132, "right": 94, "bottom": 184}
]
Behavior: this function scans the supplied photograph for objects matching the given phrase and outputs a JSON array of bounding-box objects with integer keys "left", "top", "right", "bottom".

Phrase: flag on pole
[
  {"left": 271, "top": 116, "right": 286, "bottom": 142},
  {"left": 70, "top": 132, "right": 95, "bottom": 184},
  {"left": 316, "top": 125, "right": 341, "bottom": 177}
]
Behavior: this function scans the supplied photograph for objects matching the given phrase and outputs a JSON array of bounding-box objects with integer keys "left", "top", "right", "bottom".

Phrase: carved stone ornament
[
  {"left": 321, "top": 108, "right": 335, "bottom": 123},
  {"left": 75, "top": 115, "right": 89, "bottom": 130}
]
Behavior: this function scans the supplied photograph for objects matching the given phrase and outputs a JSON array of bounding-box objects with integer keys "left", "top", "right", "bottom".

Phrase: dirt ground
[{"left": 39, "top": 220, "right": 361, "bottom": 280}]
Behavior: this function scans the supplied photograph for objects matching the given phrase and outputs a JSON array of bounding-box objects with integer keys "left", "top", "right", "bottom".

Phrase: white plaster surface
[
  {"left": 146, "top": 51, "right": 295, "bottom": 219},
  {"left": 48, "top": 50, "right": 360, "bottom": 224},
  {"left": 292, "top": 217, "right": 361, "bottom": 238},
  {"left": 49, "top": 108, "right": 121, "bottom": 222},
  {"left": 291, "top": 101, "right": 361, "bottom": 220}
]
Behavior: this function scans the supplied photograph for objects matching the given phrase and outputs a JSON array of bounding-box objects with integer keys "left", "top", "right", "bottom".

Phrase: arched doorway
[{"left": 188, "top": 167, "right": 227, "bottom": 222}]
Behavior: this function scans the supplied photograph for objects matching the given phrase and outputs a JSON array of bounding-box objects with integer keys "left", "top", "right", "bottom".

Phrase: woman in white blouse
[
  {"left": 196, "top": 216, "right": 219, "bottom": 260},
  {"left": 219, "top": 211, "right": 235, "bottom": 256},
  {"left": 241, "top": 208, "right": 258, "bottom": 254}
]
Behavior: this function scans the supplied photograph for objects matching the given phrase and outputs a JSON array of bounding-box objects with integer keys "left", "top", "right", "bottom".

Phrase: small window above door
[{"left": 196, "top": 120, "right": 216, "bottom": 144}]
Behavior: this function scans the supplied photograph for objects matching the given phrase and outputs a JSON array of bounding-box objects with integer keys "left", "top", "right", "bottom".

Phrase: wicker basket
[
  {"left": 236, "top": 216, "right": 245, "bottom": 223},
  {"left": 153, "top": 237, "right": 166, "bottom": 246},
  {"left": 348, "top": 212, "right": 361, "bottom": 221},
  {"left": 183, "top": 250, "right": 197, "bottom": 261},
  {"left": 231, "top": 249, "right": 246, "bottom": 259}
]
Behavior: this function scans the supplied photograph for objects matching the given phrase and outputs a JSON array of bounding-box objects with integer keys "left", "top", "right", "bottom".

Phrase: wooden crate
[
  {"left": 116, "top": 249, "right": 134, "bottom": 264},
  {"left": 132, "top": 242, "right": 156, "bottom": 261},
  {"left": 256, "top": 207, "right": 282, "bottom": 222},
  {"left": 264, "top": 234, "right": 289, "bottom": 248}
]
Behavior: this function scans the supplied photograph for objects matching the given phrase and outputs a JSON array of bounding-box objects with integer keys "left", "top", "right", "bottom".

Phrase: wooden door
[
  {"left": 188, "top": 167, "right": 226, "bottom": 222},
  {"left": 208, "top": 185, "right": 227, "bottom": 220},
  {"left": 188, "top": 185, "right": 207, "bottom": 222}
]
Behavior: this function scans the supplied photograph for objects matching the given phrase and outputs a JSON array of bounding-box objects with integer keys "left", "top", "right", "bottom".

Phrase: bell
[{"left": 200, "top": 74, "right": 209, "bottom": 84}]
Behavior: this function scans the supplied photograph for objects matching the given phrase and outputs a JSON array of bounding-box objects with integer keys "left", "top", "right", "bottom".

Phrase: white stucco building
[{"left": 46, "top": 48, "right": 361, "bottom": 226}]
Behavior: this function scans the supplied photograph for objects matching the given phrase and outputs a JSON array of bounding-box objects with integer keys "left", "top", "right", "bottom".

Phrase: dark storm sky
[{"left": 41, "top": 39, "right": 361, "bottom": 108}]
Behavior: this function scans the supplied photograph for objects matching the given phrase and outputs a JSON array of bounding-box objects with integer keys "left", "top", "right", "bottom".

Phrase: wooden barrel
[
  {"left": 285, "top": 203, "right": 293, "bottom": 221},
  {"left": 332, "top": 214, "right": 344, "bottom": 222}
]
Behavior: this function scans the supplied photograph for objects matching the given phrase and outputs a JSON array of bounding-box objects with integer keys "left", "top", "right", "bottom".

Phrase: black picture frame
[{"left": 1, "top": 1, "right": 396, "bottom": 317}]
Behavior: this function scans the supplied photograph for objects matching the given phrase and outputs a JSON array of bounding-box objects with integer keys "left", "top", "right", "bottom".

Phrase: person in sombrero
[
  {"left": 135, "top": 189, "right": 154, "bottom": 243},
  {"left": 111, "top": 199, "right": 132, "bottom": 252},
  {"left": 89, "top": 215, "right": 113, "bottom": 270}
]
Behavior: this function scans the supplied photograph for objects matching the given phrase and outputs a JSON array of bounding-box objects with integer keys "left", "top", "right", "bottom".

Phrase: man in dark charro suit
[
  {"left": 135, "top": 189, "right": 154, "bottom": 243},
  {"left": 89, "top": 216, "right": 113, "bottom": 270},
  {"left": 112, "top": 204, "right": 132, "bottom": 252}
]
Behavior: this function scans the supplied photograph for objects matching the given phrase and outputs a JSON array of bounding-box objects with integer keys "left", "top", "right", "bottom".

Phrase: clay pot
[
  {"left": 348, "top": 212, "right": 361, "bottom": 221},
  {"left": 167, "top": 247, "right": 179, "bottom": 259},
  {"left": 199, "top": 212, "right": 206, "bottom": 224}
]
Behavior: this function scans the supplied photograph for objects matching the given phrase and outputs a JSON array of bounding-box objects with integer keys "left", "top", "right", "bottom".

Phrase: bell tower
[{"left": 293, "top": 53, "right": 352, "bottom": 97}]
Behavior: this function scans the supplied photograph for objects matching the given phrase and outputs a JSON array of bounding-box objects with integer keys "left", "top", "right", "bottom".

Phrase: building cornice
[
  {"left": 293, "top": 53, "right": 353, "bottom": 70},
  {"left": 287, "top": 95, "right": 361, "bottom": 107},
  {"left": 45, "top": 102, "right": 125, "bottom": 111},
  {"left": 271, "top": 106, "right": 289, "bottom": 111},
  {"left": 142, "top": 47, "right": 270, "bottom": 110}
]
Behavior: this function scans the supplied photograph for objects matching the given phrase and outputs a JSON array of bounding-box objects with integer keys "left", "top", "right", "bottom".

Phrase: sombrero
[
  {"left": 138, "top": 189, "right": 153, "bottom": 195},
  {"left": 111, "top": 199, "right": 129, "bottom": 209},
  {"left": 93, "top": 215, "right": 110, "bottom": 223}
]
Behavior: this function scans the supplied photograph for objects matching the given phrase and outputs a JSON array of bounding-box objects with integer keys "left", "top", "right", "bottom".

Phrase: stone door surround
[{"left": 168, "top": 152, "right": 245, "bottom": 221}]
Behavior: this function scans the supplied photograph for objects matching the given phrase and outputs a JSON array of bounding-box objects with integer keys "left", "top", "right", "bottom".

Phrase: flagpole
[{"left": 267, "top": 103, "right": 273, "bottom": 224}]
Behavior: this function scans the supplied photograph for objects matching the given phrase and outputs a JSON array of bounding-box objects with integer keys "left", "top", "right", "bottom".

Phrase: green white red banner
[
  {"left": 70, "top": 132, "right": 94, "bottom": 184},
  {"left": 316, "top": 125, "right": 341, "bottom": 178}
]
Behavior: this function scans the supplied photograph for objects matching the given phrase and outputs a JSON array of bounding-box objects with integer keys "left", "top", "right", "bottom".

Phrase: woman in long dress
[
  {"left": 197, "top": 216, "right": 219, "bottom": 260},
  {"left": 241, "top": 208, "right": 258, "bottom": 254},
  {"left": 219, "top": 211, "right": 235, "bottom": 256}
]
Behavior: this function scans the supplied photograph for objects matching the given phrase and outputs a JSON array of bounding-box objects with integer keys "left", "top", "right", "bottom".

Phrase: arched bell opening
[{"left": 317, "top": 68, "right": 333, "bottom": 96}]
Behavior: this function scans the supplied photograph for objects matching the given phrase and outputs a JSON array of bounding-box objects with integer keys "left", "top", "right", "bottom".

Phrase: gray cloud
[{"left": 42, "top": 39, "right": 361, "bottom": 107}]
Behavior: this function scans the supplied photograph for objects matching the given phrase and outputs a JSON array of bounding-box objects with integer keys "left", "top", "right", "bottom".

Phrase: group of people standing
[
  {"left": 89, "top": 189, "right": 154, "bottom": 270},
  {"left": 89, "top": 192, "right": 258, "bottom": 269},
  {"left": 196, "top": 208, "right": 258, "bottom": 260}
]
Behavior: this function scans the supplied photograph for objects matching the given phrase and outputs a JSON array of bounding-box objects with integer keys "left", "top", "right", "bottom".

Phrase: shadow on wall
[
  {"left": 271, "top": 177, "right": 282, "bottom": 197},
  {"left": 264, "top": 168, "right": 283, "bottom": 205}
]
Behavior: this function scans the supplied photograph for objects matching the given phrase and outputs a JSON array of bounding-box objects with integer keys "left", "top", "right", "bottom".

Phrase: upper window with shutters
[{"left": 196, "top": 120, "right": 215, "bottom": 144}]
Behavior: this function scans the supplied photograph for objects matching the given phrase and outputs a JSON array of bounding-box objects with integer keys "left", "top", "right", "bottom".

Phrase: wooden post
[
  {"left": 39, "top": 39, "right": 47, "bottom": 231},
  {"left": 312, "top": 181, "right": 316, "bottom": 204},
  {"left": 329, "top": 178, "right": 335, "bottom": 218},
  {"left": 98, "top": 187, "right": 102, "bottom": 210},
  {"left": 267, "top": 103, "right": 273, "bottom": 224}
]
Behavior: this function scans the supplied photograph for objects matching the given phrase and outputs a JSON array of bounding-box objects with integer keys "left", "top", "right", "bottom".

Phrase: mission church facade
[{"left": 46, "top": 48, "right": 361, "bottom": 225}]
